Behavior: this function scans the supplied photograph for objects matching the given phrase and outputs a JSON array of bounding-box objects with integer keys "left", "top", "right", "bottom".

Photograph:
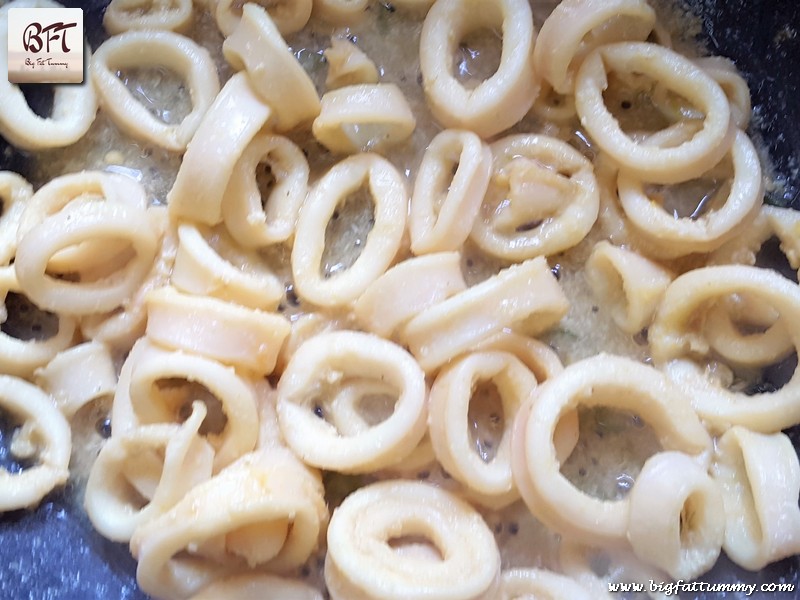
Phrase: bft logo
[{"left": 6, "top": 7, "right": 84, "bottom": 84}]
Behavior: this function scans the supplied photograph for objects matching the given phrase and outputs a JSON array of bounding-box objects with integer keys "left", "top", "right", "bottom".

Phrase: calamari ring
[
  {"left": 618, "top": 129, "right": 762, "bottom": 257},
  {"left": 216, "top": 0, "right": 312, "bottom": 36},
  {"left": 92, "top": 30, "right": 220, "bottom": 152},
  {"left": 312, "top": 84, "right": 416, "bottom": 155},
  {"left": 277, "top": 331, "right": 427, "bottom": 473},
  {"left": 470, "top": 134, "right": 599, "bottom": 261},
  {"left": 191, "top": 574, "right": 323, "bottom": 600},
  {"left": 410, "top": 129, "right": 492, "bottom": 255},
  {"left": 291, "top": 153, "right": 407, "bottom": 307},
  {"left": 222, "top": 133, "right": 309, "bottom": 248},
  {"left": 325, "top": 480, "right": 501, "bottom": 600},
  {"left": 511, "top": 354, "right": 712, "bottom": 547},
  {"left": 627, "top": 451, "right": 725, "bottom": 580},
  {"left": 15, "top": 200, "right": 158, "bottom": 316},
  {"left": 0, "top": 172, "right": 31, "bottom": 268},
  {"left": 650, "top": 265, "right": 800, "bottom": 433},
  {"left": 0, "top": 375, "right": 71, "bottom": 511},
  {"left": 499, "top": 568, "right": 593, "bottom": 600},
  {"left": 533, "top": 0, "right": 656, "bottom": 94},
  {"left": 419, "top": 0, "right": 538, "bottom": 138},
  {"left": 324, "top": 37, "right": 379, "bottom": 89},
  {"left": 312, "top": 0, "right": 369, "bottom": 26},
  {"left": 103, "top": 0, "right": 194, "bottom": 33},
  {"left": 575, "top": 42, "right": 733, "bottom": 184}
]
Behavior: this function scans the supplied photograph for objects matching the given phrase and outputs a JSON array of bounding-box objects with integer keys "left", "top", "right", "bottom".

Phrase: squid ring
[{"left": 103, "top": 0, "right": 194, "bottom": 33}]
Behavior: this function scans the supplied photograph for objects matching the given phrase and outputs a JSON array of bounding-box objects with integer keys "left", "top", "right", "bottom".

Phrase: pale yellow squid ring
[
  {"left": 618, "top": 129, "right": 762, "bottom": 257},
  {"left": 419, "top": 0, "right": 538, "bottom": 138},
  {"left": 0, "top": 172, "right": 32, "bottom": 268},
  {"left": 291, "top": 153, "right": 408, "bottom": 307},
  {"left": 410, "top": 129, "right": 492, "bottom": 255},
  {"left": 575, "top": 42, "right": 733, "bottom": 184},
  {"left": 103, "top": 0, "right": 194, "bottom": 34},
  {"left": 470, "top": 134, "right": 600, "bottom": 261},
  {"left": 499, "top": 569, "right": 594, "bottom": 600},
  {"left": 277, "top": 331, "right": 428, "bottom": 473},
  {"left": 650, "top": 265, "right": 800, "bottom": 433},
  {"left": 15, "top": 201, "right": 158, "bottom": 316},
  {"left": 511, "top": 354, "right": 712, "bottom": 547},
  {"left": 0, "top": 375, "right": 71, "bottom": 511},
  {"left": 312, "top": 0, "right": 369, "bottom": 26},
  {"left": 215, "top": 0, "right": 312, "bottom": 36},
  {"left": 190, "top": 573, "right": 323, "bottom": 600},
  {"left": 92, "top": 30, "right": 220, "bottom": 152},
  {"left": 325, "top": 480, "right": 501, "bottom": 600},
  {"left": 222, "top": 133, "right": 309, "bottom": 248}
]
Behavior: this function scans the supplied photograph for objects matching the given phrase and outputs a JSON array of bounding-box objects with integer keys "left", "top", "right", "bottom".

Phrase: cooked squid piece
[
  {"left": 401, "top": 257, "right": 569, "bottom": 372},
  {"left": 499, "top": 568, "right": 594, "bottom": 600},
  {"left": 585, "top": 241, "right": 673, "bottom": 334},
  {"left": 618, "top": 130, "right": 762, "bottom": 258},
  {"left": 291, "top": 153, "right": 408, "bottom": 307},
  {"left": 168, "top": 73, "right": 272, "bottom": 225},
  {"left": 312, "top": 0, "right": 369, "bottom": 25},
  {"left": 92, "top": 30, "right": 219, "bottom": 152},
  {"left": 0, "top": 1, "right": 97, "bottom": 150},
  {"left": 428, "top": 351, "right": 538, "bottom": 507},
  {"left": 0, "top": 172, "right": 31, "bottom": 269},
  {"left": 353, "top": 252, "right": 467, "bottom": 338},
  {"left": 223, "top": 4, "right": 320, "bottom": 131},
  {"left": 273, "top": 310, "right": 352, "bottom": 375},
  {"left": 103, "top": 0, "right": 194, "bottom": 34},
  {"left": 650, "top": 265, "right": 800, "bottom": 433},
  {"left": 124, "top": 342, "right": 259, "bottom": 471},
  {"left": 627, "top": 451, "right": 725, "bottom": 580},
  {"left": 277, "top": 331, "right": 427, "bottom": 473},
  {"left": 575, "top": 42, "right": 734, "bottom": 184},
  {"left": 131, "top": 448, "right": 328, "bottom": 599},
  {"left": 221, "top": 133, "right": 309, "bottom": 249},
  {"left": 419, "top": 0, "right": 538, "bottom": 138},
  {"left": 325, "top": 480, "right": 501, "bottom": 600},
  {"left": 530, "top": 81, "right": 577, "bottom": 123},
  {"left": 476, "top": 331, "right": 564, "bottom": 383},
  {"left": 511, "top": 354, "right": 712, "bottom": 547},
  {"left": 191, "top": 573, "right": 323, "bottom": 600},
  {"left": 84, "top": 401, "right": 213, "bottom": 542},
  {"left": 324, "top": 37, "right": 380, "bottom": 89},
  {"left": 34, "top": 341, "right": 116, "bottom": 417},
  {"left": 216, "top": 0, "right": 312, "bottom": 36},
  {"left": 313, "top": 84, "right": 416, "bottom": 154},
  {"left": 145, "top": 286, "right": 290, "bottom": 376},
  {"left": 170, "top": 223, "right": 283, "bottom": 311},
  {"left": 533, "top": 0, "right": 656, "bottom": 94},
  {"left": 764, "top": 205, "right": 800, "bottom": 271},
  {"left": 15, "top": 200, "right": 159, "bottom": 316},
  {"left": 712, "top": 427, "right": 800, "bottom": 570},
  {"left": 410, "top": 129, "right": 492, "bottom": 255},
  {"left": 0, "top": 375, "right": 71, "bottom": 511},
  {"left": 470, "top": 134, "right": 600, "bottom": 261}
]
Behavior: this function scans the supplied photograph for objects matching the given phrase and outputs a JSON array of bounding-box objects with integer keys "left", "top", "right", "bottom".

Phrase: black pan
[{"left": 0, "top": 1, "right": 798, "bottom": 598}]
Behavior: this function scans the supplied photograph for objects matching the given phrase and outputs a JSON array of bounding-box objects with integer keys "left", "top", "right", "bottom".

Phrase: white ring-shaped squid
[
  {"left": 84, "top": 401, "right": 213, "bottom": 542},
  {"left": 324, "top": 38, "right": 379, "bottom": 89},
  {"left": 650, "top": 265, "right": 800, "bottom": 433},
  {"left": 0, "top": 375, "right": 71, "bottom": 511},
  {"left": 627, "top": 451, "right": 725, "bottom": 580},
  {"left": 618, "top": 130, "right": 762, "bottom": 257},
  {"left": 470, "top": 134, "right": 599, "bottom": 261},
  {"left": 696, "top": 56, "right": 752, "bottom": 129},
  {"left": 126, "top": 344, "right": 259, "bottom": 471},
  {"left": 291, "top": 153, "right": 407, "bottom": 307},
  {"left": 91, "top": 30, "right": 220, "bottom": 152},
  {"left": 0, "top": 172, "right": 31, "bottom": 268},
  {"left": 511, "top": 354, "right": 712, "bottom": 547},
  {"left": 277, "top": 331, "right": 428, "bottom": 473},
  {"left": 222, "top": 4, "right": 320, "bottom": 132},
  {"left": 325, "top": 480, "right": 501, "bottom": 600},
  {"left": 103, "top": 0, "right": 194, "bottom": 34},
  {"left": 0, "top": 3, "right": 97, "bottom": 150},
  {"left": 575, "top": 42, "right": 734, "bottom": 184},
  {"left": 15, "top": 200, "right": 158, "bottom": 316},
  {"left": 401, "top": 257, "right": 569, "bottom": 372},
  {"left": 131, "top": 448, "right": 328, "bottom": 599},
  {"left": 191, "top": 573, "right": 323, "bottom": 600},
  {"left": 410, "top": 129, "right": 491, "bottom": 255},
  {"left": 533, "top": 0, "right": 656, "bottom": 94},
  {"left": 712, "top": 427, "right": 800, "bottom": 570},
  {"left": 216, "top": 0, "right": 312, "bottom": 36},
  {"left": 499, "top": 569, "right": 594, "bottom": 600},
  {"left": 429, "top": 351, "right": 537, "bottom": 507},
  {"left": 222, "top": 133, "right": 309, "bottom": 248},
  {"left": 529, "top": 81, "right": 577, "bottom": 123},
  {"left": 312, "top": 84, "right": 416, "bottom": 155},
  {"left": 353, "top": 252, "right": 467, "bottom": 339},
  {"left": 312, "top": 0, "right": 369, "bottom": 26},
  {"left": 419, "top": 0, "right": 538, "bottom": 138}
]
